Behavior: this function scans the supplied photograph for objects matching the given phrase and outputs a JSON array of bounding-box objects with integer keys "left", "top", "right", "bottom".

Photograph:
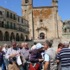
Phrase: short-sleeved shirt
[
  {"left": 44, "top": 51, "right": 49, "bottom": 62},
  {"left": 44, "top": 48, "right": 57, "bottom": 70},
  {"left": 56, "top": 48, "right": 70, "bottom": 67},
  {"left": 5, "top": 47, "right": 20, "bottom": 59}
]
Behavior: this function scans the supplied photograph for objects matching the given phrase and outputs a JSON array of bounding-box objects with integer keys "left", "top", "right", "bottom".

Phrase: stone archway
[
  {"left": 4, "top": 31, "right": 9, "bottom": 41},
  {"left": 25, "top": 35, "right": 29, "bottom": 41},
  {"left": 16, "top": 33, "right": 19, "bottom": 41},
  {"left": 0, "top": 30, "right": 3, "bottom": 41},
  {"left": 39, "top": 32, "right": 45, "bottom": 39},
  {"left": 20, "top": 34, "right": 25, "bottom": 41},
  {"left": 10, "top": 32, "right": 15, "bottom": 41}
]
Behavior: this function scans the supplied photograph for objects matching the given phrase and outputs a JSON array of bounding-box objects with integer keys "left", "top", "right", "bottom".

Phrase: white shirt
[{"left": 44, "top": 51, "right": 50, "bottom": 62}]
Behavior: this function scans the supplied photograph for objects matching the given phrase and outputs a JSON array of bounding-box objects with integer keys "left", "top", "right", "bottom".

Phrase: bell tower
[
  {"left": 52, "top": 0, "right": 58, "bottom": 12},
  {"left": 21, "top": 0, "right": 33, "bottom": 40},
  {"left": 21, "top": 0, "right": 32, "bottom": 19},
  {"left": 52, "top": 0, "right": 59, "bottom": 38}
]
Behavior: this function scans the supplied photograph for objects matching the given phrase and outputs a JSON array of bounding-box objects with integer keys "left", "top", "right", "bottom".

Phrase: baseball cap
[{"left": 36, "top": 43, "right": 44, "bottom": 49}]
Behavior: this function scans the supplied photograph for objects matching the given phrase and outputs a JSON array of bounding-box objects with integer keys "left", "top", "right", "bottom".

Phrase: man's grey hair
[{"left": 45, "top": 40, "right": 53, "bottom": 48}]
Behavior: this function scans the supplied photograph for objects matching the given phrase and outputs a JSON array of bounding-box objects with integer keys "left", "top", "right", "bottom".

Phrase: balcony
[{"left": 16, "top": 27, "right": 29, "bottom": 33}]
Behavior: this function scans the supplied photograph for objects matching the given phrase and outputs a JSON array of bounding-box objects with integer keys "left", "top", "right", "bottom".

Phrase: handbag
[{"left": 16, "top": 56, "right": 22, "bottom": 66}]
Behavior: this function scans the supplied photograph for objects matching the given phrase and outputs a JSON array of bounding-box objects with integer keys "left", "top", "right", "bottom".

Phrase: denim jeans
[
  {"left": 2, "top": 63, "right": 6, "bottom": 70},
  {"left": 23, "top": 62, "right": 28, "bottom": 70},
  {"left": 4, "top": 58, "right": 9, "bottom": 69},
  {"left": 0, "top": 63, "right": 6, "bottom": 70},
  {"left": 0, "top": 67, "right": 2, "bottom": 70},
  {"left": 61, "top": 67, "right": 70, "bottom": 70},
  {"left": 19, "top": 65, "right": 25, "bottom": 70}
]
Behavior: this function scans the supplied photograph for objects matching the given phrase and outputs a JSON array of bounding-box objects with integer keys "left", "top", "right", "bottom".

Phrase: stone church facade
[{"left": 22, "top": 0, "right": 63, "bottom": 40}]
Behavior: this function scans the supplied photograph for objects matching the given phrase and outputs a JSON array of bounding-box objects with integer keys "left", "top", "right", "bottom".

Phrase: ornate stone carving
[{"left": 36, "top": 26, "right": 48, "bottom": 31}]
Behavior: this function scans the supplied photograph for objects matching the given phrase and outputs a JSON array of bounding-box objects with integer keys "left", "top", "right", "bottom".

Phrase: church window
[
  {"left": 39, "top": 33, "right": 45, "bottom": 39},
  {"left": 40, "top": 19, "right": 43, "bottom": 22},
  {"left": 25, "top": 0, "right": 29, "bottom": 3},
  {"left": 25, "top": 10, "right": 26, "bottom": 12}
]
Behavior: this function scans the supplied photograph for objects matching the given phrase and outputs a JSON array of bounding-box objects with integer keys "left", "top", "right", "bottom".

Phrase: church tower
[
  {"left": 21, "top": 0, "right": 33, "bottom": 40},
  {"left": 21, "top": 0, "right": 32, "bottom": 19},
  {"left": 52, "top": 0, "right": 58, "bottom": 6},
  {"left": 21, "top": 0, "right": 62, "bottom": 40},
  {"left": 52, "top": 0, "right": 59, "bottom": 38},
  {"left": 52, "top": 0, "right": 58, "bottom": 12}
]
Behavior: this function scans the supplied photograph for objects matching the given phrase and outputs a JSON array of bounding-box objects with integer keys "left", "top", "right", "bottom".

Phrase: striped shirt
[{"left": 56, "top": 48, "right": 70, "bottom": 67}]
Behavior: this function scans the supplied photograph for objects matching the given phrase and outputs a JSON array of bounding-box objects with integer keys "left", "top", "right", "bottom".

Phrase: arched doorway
[
  {"left": 16, "top": 33, "right": 19, "bottom": 41},
  {"left": 25, "top": 35, "right": 29, "bottom": 41},
  {"left": 20, "top": 34, "right": 24, "bottom": 41},
  {"left": 10, "top": 32, "right": 15, "bottom": 41},
  {"left": 4, "top": 31, "right": 9, "bottom": 41},
  {"left": 0, "top": 31, "right": 3, "bottom": 41},
  {"left": 39, "top": 32, "right": 45, "bottom": 39}
]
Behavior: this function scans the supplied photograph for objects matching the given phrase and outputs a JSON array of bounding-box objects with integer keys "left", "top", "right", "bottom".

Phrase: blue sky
[{"left": 0, "top": 0, "right": 70, "bottom": 21}]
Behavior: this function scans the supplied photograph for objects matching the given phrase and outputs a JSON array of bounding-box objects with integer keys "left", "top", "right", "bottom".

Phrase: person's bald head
[
  {"left": 21, "top": 42, "right": 25, "bottom": 48},
  {"left": 25, "top": 42, "right": 29, "bottom": 49},
  {"left": 63, "top": 41, "right": 69, "bottom": 48}
]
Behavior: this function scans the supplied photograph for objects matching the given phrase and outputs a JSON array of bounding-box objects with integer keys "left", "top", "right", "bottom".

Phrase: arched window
[
  {"left": 20, "top": 34, "right": 24, "bottom": 41},
  {"left": 4, "top": 31, "right": 9, "bottom": 41},
  {"left": 39, "top": 32, "right": 45, "bottom": 39},
  {"left": 25, "top": 35, "right": 29, "bottom": 41},
  {"left": 25, "top": 0, "right": 29, "bottom": 3},
  {"left": 0, "top": 31, "right": 3, "bottom": 41},
  {"left": 16, "top": 33, "right": 19, "bottom": 41},
  {"left": 10, "top": 32, "right": 15, "bottom": 41}
]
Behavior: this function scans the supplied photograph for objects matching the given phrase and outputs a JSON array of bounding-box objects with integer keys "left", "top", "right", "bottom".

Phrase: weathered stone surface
[{"left": 22, "top": 0, "right": 63, "bottom": 40}]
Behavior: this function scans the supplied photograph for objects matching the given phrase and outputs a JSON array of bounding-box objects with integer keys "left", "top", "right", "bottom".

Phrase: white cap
[{"left": 36, "top": 43, "right": 44, "bottom": 49}]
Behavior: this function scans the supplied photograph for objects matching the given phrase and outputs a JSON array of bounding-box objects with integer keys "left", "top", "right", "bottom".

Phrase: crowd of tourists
[{"left": 0, "top": 40, "right": 70, "bottom": 70}]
